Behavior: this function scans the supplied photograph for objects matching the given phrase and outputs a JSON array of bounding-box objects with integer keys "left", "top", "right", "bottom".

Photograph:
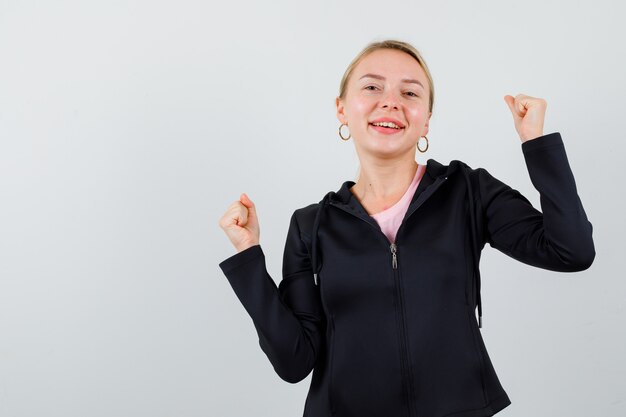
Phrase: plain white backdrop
[{"left": 1, "top": 0, "right": 624, "bottom": 416}]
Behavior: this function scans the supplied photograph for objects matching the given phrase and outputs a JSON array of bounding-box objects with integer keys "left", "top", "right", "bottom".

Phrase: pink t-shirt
[{"left": 370, "top": 164, "right": 426, "bottom": 244}]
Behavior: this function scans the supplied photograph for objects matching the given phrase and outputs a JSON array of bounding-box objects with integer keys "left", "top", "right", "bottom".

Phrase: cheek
[
  {"left": 407, "top": 106, "right": 426, "bottom": 122},
  {"left": 350, "top": 98, "right": 372, "bottom": 116},
  {"left": 344, "top": 91, "right": 376, "bottom": 111}
]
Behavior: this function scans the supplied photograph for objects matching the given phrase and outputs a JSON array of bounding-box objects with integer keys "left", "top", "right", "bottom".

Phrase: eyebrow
[{"left": 359, "top": 73, "right": 425, "bottom": 89}]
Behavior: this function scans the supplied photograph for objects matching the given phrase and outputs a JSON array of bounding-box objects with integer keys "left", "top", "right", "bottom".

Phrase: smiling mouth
[
  {"left": 369, "top": 123, "right": 405, "bottom": 133},
  {"left": 370, "top": 121, "right": 403, "bottom": 129}
]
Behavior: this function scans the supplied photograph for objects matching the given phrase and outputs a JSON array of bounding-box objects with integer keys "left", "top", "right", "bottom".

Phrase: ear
[
  {"left": 336, "top": 96, "right": 346, "bottom": 124},
  {"left": 423, "top": 111, "right": 432, "bottom": 136}
]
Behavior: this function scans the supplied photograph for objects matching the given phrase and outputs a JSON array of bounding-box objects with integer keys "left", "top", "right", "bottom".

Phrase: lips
[
  {"left": 369, "top": 123, "right": 404, "bottom": 135},
  {"left": 369, "top": 117, "right": 405, "bottom": 128}
]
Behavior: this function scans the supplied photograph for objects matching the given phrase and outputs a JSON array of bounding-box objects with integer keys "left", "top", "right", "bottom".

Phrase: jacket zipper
[
  {"left": 328, "top": 175, "right": 449, "bottom": 417},
  {"left": 390, "top": 242, "right": 416, "bottom": 417}
]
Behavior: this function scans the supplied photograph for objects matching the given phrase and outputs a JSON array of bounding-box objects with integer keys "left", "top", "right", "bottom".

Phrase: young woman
[{"left": 218, "top": 40, "right": 595, "bottom": 417}]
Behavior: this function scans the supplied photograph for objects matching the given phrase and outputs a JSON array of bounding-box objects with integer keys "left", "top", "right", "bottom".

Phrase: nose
[{"left": 381, "top": 89, "right": 400, "bottom": 110}]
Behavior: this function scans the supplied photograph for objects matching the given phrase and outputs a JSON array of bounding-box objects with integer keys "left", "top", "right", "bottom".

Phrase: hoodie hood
[{"left": 310, "top": 158, "right": 483, "bottom": 328}]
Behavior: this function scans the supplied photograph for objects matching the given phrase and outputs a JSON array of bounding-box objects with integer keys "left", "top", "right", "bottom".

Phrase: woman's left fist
[{"left": 504, "top": 94, "right": 547, "bottom": 143}]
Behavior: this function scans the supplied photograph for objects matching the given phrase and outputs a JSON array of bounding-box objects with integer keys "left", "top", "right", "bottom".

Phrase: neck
[{"left": 352, "top": 156, "right": 419, "bottom": 202}]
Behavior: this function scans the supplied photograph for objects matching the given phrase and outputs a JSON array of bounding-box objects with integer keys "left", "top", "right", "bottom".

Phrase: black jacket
[{"left": 218, "top": 132, "right": 595, "bottom": 417}]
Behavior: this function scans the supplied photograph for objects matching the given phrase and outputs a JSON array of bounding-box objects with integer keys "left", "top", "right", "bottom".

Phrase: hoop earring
[
  {"left": 339, "top": 123, "right": 351, "bottom": 141},
  {"left": 417, "top": 136, "right": 429, "bottom": 153}
]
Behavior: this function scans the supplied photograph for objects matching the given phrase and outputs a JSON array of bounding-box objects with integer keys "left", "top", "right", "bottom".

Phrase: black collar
[{"left": 331, "top": 158, "right": 463, "bottom": 207}]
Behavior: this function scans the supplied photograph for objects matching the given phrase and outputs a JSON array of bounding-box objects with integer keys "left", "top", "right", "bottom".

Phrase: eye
[
  {"left": 405, "top": 91, "right": 419, "bottom": 97},
  {"left": 364, "top": 85, "right": 379, "bottom": 91}
]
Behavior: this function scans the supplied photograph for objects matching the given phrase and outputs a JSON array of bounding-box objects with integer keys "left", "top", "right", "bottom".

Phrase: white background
[{"left": 1, "top": 1, "right": 624, "bottom": 416}]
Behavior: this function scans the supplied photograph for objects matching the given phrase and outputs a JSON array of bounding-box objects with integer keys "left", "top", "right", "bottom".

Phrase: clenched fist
[
  {"left": 504, "top": 94, "right": 547, "bottom": 143},
  {"left": 218, "top": 193, "right": 260, "bottom": 253}
]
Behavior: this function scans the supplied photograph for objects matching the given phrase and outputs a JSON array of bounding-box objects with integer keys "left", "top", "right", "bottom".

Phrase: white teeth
[{"left": 372, "top": 121, "right": 401, "bottom": 129}]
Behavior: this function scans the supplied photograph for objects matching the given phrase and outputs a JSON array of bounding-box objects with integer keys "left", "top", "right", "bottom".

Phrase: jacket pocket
[
  {"left": 328, "top": 314, "right": 336, "bottom": 414},
  {"left": 466, "top": 305, "right": 488, "bottom": 402}
]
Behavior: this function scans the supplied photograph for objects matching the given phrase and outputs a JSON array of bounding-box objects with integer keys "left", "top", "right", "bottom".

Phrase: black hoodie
[{"left": 218, "top": 132, "right": 595, "bottom": 417}]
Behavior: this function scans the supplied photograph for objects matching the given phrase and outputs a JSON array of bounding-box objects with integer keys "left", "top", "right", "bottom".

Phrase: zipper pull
[{"left": 390, "top": 243, "right": 398, "bottom": 269}]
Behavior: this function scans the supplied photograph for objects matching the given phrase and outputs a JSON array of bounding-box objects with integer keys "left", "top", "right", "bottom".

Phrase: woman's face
[{"left": 336, "top": 49, "right": 432, "bottom": 159}]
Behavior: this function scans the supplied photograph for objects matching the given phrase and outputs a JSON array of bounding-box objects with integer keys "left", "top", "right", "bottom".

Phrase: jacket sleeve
[
  {"left": 218, "top": 209, "right": 324, "bottom": 383},
  {"left": 477, "top": 132, "right": 596, "bottom": 272}
]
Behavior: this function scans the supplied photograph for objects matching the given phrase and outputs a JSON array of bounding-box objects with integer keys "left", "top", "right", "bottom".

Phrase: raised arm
[
  {"left": 478, "top": 93, "right": 596, "bottom": 270},
  {"left": 218, "top": 209, "right": 324, "bottom": 383}
]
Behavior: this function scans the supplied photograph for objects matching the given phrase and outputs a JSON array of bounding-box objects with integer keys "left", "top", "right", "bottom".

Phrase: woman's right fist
[{"left": 218, "top": 193, "right": 260, "bottom": 253}]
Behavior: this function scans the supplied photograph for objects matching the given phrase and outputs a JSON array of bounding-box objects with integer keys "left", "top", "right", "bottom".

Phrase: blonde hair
[{"left": 338, "top": 39, "right": 434, "bottom": 114}]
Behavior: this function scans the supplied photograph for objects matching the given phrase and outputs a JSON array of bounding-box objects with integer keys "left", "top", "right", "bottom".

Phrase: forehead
[{"left": 353, "top": 49, "right": 427, "bottom": 84}]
